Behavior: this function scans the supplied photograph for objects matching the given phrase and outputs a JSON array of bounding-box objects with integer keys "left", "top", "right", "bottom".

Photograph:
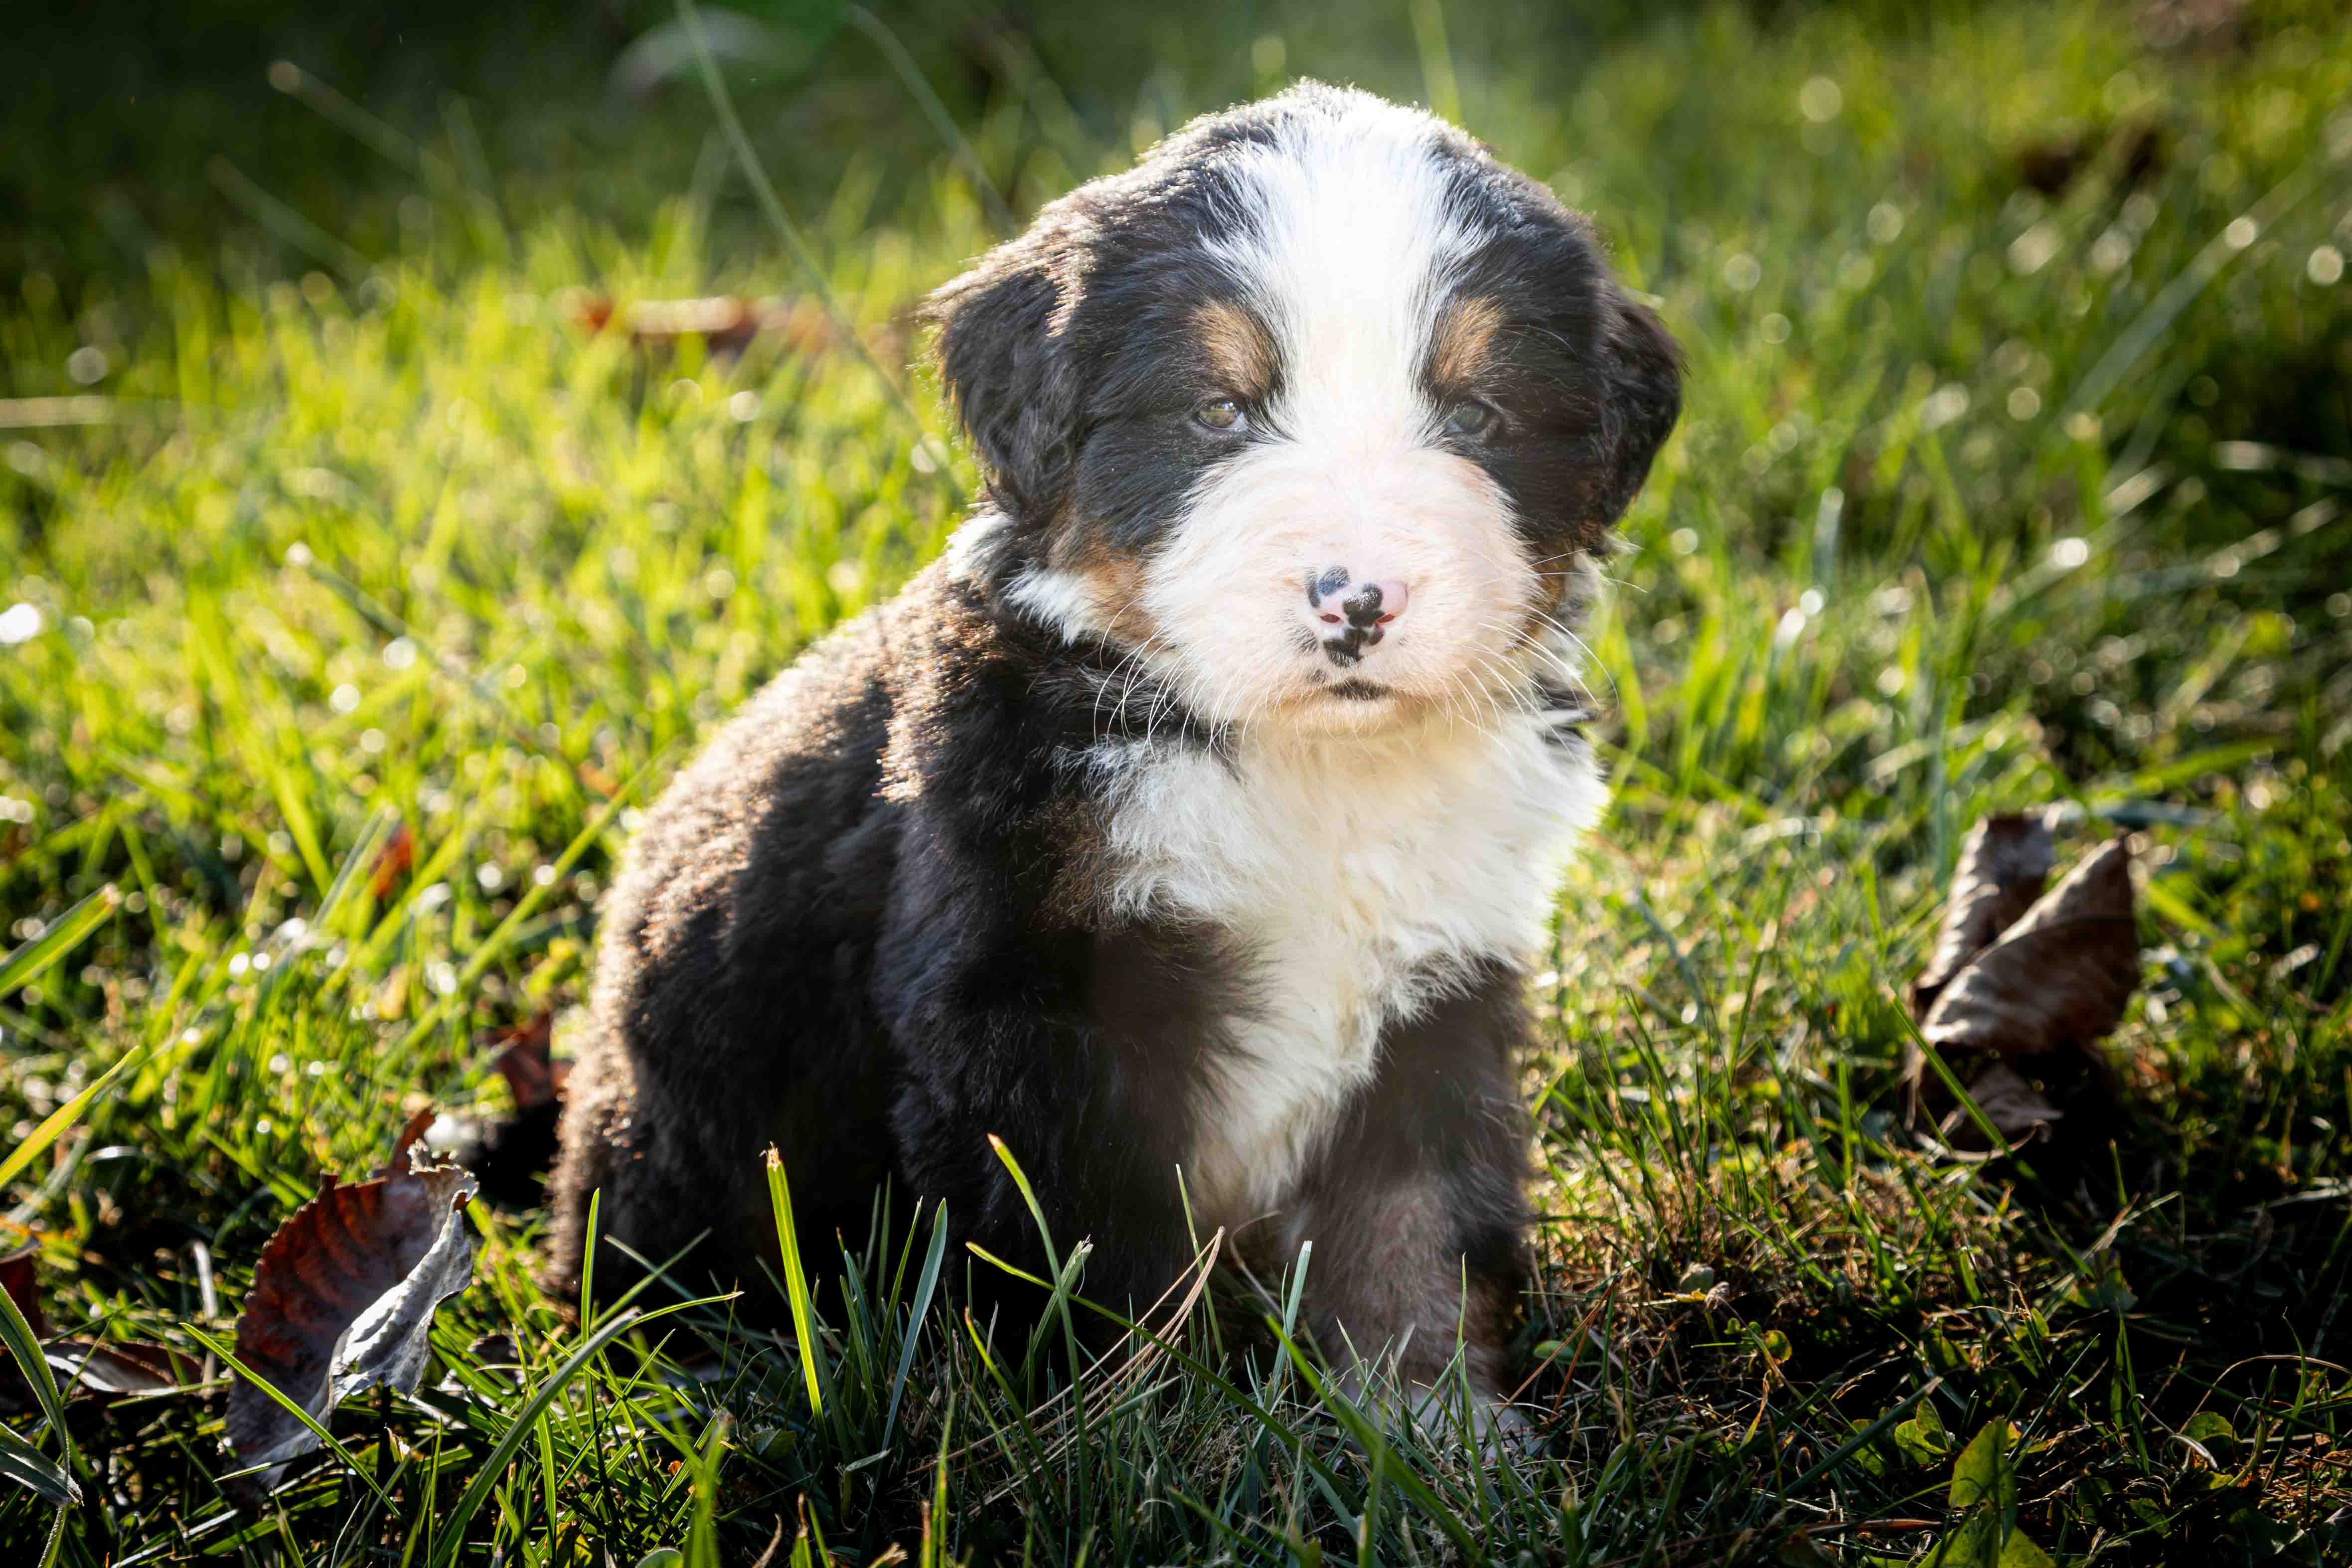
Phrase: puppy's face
[{"left": 932, "top": 85, "right": 1681, "bottom": 735}]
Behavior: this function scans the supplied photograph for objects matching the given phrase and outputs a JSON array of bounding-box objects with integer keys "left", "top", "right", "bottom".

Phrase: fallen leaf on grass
[
  {"left": 368, "top": 821, "right": 414, "bottom": 901},
  {"left": 226, "top": 1160, "right": 477, "bottom": 1474},
  {"left": 42, "top": 1338, "right": 195, "bottom": 1396},
  {"left": 1910, "top": 815, "right": 2055, "bottom": 1018},
  {"left": 1, "top": 1246, "right": 198, "bottom": 1408},
  {"left": 386, "top": 1104, "right": 437, "bottom": 1170},
  {"left": 489, "top": 1010, "right": 568, "bottom": 1109},
  {"left": 1920, "top": 836, "right": 2139, "bottom": 1057},
  {"left": 2136, "top": 0, "right": 2248, "bottom": 55},
  {"left": 1907, "top": 825, "right": 2141, "bottom": 1150},
  {"left": 0, "top": 1249, "right": 48, "bottom": 1339},
  {"left": 1939, "top": 1061, "right": 2064, "bottom": 1145},
  {"left": 565, "top": 293, "right": 842, "bottom": 359}
]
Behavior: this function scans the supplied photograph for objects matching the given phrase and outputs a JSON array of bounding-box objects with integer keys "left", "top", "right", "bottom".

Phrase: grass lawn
[{"left": 4, "top": 0, "right": 2352, "bottom": 1561}]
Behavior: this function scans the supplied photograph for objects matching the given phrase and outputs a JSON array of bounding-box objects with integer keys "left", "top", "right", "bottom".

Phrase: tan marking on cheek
[
  {"left": 1087, "top": 556, "right": 1153, "bottom": 641},
  {"left": 1429, "top": 295, "right": 1506, "bottom": 390},
  {"left": 1042, "top": 525, "right": 1157, "bottom": 643},
  {"left": 1195, "top": 300, "right": 1276, "bottom": 397},
  {"left": 1512, "top": 559, "right": 1580, "bottom": 647}
]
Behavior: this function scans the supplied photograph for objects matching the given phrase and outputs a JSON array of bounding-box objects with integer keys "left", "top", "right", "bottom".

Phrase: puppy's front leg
[
  {"left": 1281, "top": 980, "right": 1536, "bottom": 1441},
  {"left": 877, "top": 893, "right": 1209, "bottom": 1336}
]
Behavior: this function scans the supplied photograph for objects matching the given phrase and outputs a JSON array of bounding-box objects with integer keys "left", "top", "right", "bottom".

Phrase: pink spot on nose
[{"left": 1369, "top": 580, "right": 1409, "bottom": 625}]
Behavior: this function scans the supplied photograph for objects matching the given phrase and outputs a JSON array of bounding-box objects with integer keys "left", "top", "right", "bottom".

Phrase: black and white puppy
[{"left": 548, "top": 83, "right": 1680, "bottom": 1424}]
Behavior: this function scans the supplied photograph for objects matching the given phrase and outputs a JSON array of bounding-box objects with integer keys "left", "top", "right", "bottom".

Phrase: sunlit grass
[{"left": 2, "top": 0, "right": 2351, "bottom": 1561}]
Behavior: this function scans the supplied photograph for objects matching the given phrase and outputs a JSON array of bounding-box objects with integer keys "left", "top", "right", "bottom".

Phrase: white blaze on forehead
[{"left": 1207, "top": 98, "right": 1480, "bottom": 443}]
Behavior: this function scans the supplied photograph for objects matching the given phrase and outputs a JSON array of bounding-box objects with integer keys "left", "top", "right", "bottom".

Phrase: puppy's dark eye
[
  {"left": 1442, "top": 398, "right": 1499, "bottom": 439},
  {"left": 1195, "top": 397, "right": 1248, "bottom": 433}
]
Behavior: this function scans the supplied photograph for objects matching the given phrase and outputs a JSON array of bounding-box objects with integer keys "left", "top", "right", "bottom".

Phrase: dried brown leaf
[
  {"left": 488, "top": 1011, "right": 564, "bottom": 1111},
  {"left": 1919, "top": 835, "right": 2139, "bottom": 1058},
  {"left": 1911, "top": 814, "right": 2056, "bottom": 1019},
  {"left": 1938, "top": 1061, "right": 2065, "bottom": 1148},
  {"left": 0, "top": 1247, "right": 50, "bottom": 1340},
  {"left": 2, "top": 1247, "right": 198, "bottom": 1405},
  {"left": 2136, "top": 0, "right": 2247, "bottom": 54},
  {"left": 385, "top": 1105, "right": 437, "bottom": 1173},
  {"left": 368, "top": 821, "right": 414, "bottom": 901},
  {"left": 226, "top": 1161, "right": 478, "bottom": 1474},
  {"left": 44, "top": 1338, "right": 198, "bottom": 1397},
  {"left": 565, "top": 294, "right": 843, "bottom": 358}
]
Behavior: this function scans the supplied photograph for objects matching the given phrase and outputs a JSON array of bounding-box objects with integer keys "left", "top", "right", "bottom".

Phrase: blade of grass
[
  {"left": 0, "top": 885, "right": 120, "bottom": 1000},
  {"left": 986, "top": 1134, "right": 1091, "bottom": 1522},
  {"left": 0, "top": 1270, "right": 81, "bottom": 1568},
  {"left": 843, "top": 6, "right": 1015, "bottom": 233},
  {"left": 427, "top": 1299, "right": 707, "bottom": 1568},
  {"left": 0, "top": 1423, "right": 77, "bottom": 1506},
  {"left": 883, "top": 1197, "right": 950, "bottom": 1454},
  {"left": 0, "top": 1040, "right": 150, "bottom": 1192},
  {"left": 765, "top": 1147, "right": 827, "bottom": 1418},
  {"left": 1267, "top": 1328, "right": 1479, "bottom": 1560},
  {"left": 675, "top": 0, "right": 954, "bottom": 494}
]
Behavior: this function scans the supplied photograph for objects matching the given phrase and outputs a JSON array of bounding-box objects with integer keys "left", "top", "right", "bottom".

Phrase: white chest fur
[{"left": 1089, "top": 713, "right": 1604, "bottom": 1224}]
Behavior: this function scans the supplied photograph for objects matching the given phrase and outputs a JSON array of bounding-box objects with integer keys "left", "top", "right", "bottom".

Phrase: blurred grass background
[{"left": 3, "top": 0, "right": 2352, "bottom": 1562}]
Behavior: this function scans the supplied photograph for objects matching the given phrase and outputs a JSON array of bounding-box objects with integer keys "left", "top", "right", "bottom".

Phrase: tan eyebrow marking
[
  {"left": 1428, "top": 294, "right": 1506, "bottom": 387},
  {"left": 1193, "top": 300, "right": 1277, "bottom": 395}
]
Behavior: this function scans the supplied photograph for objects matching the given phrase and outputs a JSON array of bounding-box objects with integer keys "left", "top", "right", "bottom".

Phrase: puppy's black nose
[
  {"left": 1338, "top": 581, "right": 1396, "bottom": 629},
  {"left": 1302, "top": 569, "right": 1410, "bottom": 664}
]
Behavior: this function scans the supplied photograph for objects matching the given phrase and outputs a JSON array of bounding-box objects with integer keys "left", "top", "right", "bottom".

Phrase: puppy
[{"left": 547, "top": 83, "right": 1680, "bottom": 1426}]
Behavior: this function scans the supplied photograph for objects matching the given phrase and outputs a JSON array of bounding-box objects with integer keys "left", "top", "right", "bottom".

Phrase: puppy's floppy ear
[
  {"left": 1590, "top": 290, "right": 1683, "bottom": 526},
  {"left": 925, "top": 226, "right": 1084, "bottom": 520}
]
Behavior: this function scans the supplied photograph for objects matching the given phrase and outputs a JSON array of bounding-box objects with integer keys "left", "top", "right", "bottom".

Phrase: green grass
[{"left": 4, "top": 0, "right": 2352, "bottom": 1561}]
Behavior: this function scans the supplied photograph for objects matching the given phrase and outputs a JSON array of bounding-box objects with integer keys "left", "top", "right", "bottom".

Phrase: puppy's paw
[
  {"left": 1440, "top": 1385, "right": 1543, "bottom": 1460},
  {"left": 1339, "top": 1370, "right": 1544, "bottom": 1460}
]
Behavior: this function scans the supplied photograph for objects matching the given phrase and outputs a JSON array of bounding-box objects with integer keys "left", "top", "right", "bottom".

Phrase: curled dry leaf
[
  {"left": 1, "top": 1248, "right": 50, "bottom": 1339},
  {"left": 1920, "top": 836, "right": 2139, "bottom": 1057},
  {"left": 368, "top": 821, "right": 414, "bottom": 901},
  {"left": 1905, "top": 821, "right": 2142, "bottom": 1149},
  {"left": 1939, "top": 1061, "right": 2065, "bottom": 1146},
  {"left": 489, "top": 1011, "right": 567, "bottom": 1110},
  {"left": 227, "top": 1160, "right": 478, "bottom": 1475},
  {"left": 2136, "top": 0, "right": 2249, "bottom": 56},
  {"left": 385, "top": 1104, "right": 438, "bottom": 1172},
  {"left": 42, "top": 1338, "right": 197, "bottom": 1397},
  {"left": 1910, "top": 814, "right": 2056, "bottom": 1018},
  {"left": 564, "top": 293, "right": 842, "bottom": 359},
  {"left": 2, "top": 1246, "right": 198, "bottom": 1407}
]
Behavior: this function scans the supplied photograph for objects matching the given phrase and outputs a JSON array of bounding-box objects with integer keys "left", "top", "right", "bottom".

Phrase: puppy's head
[{"left": 930, "top": 83, "right": 1680, "bottom": 735}]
